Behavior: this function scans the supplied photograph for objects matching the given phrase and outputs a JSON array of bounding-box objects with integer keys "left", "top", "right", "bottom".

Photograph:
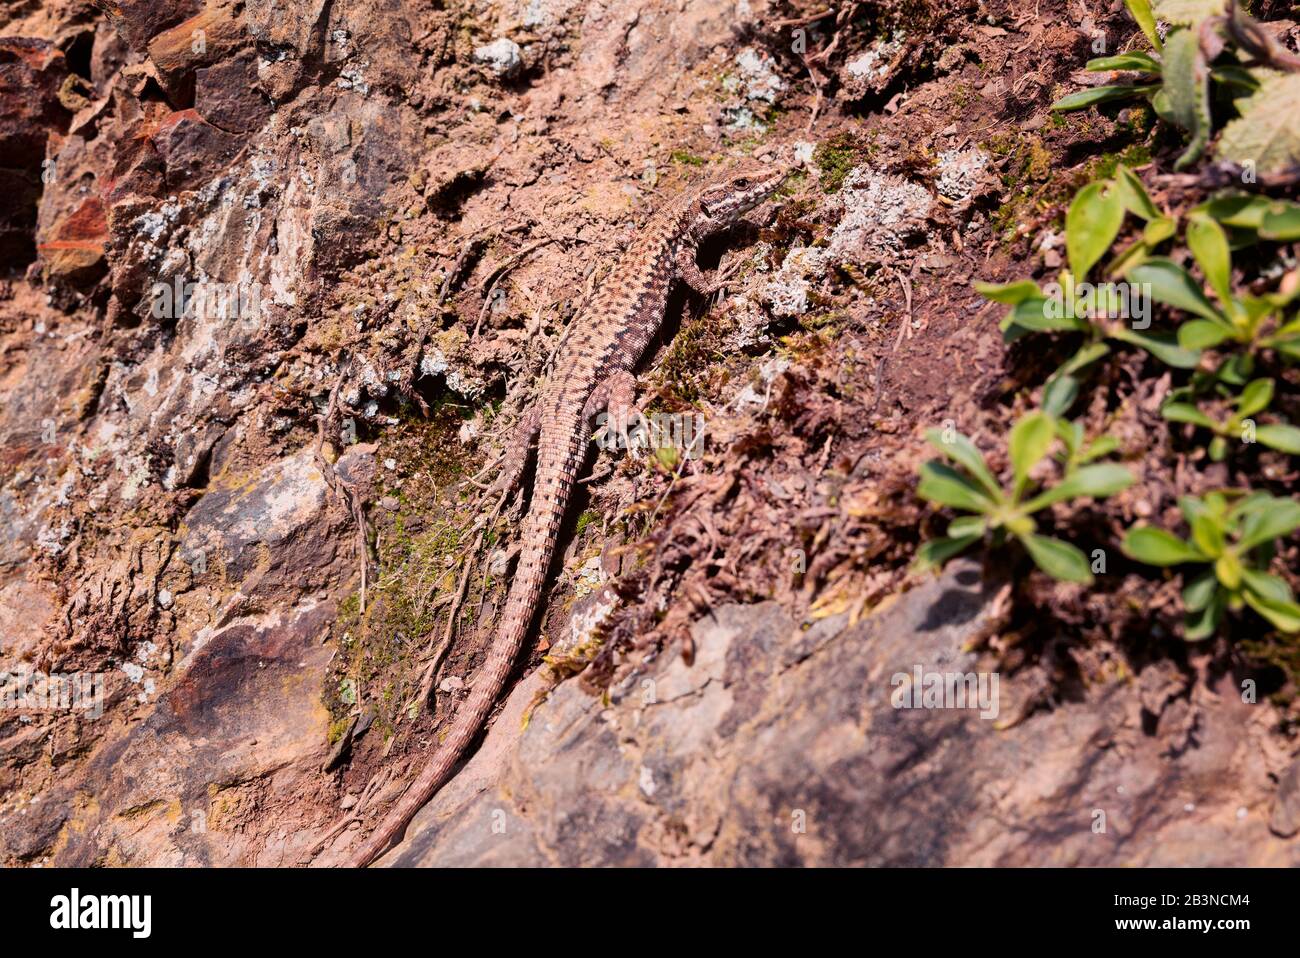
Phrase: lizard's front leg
[{"left": 675, "top": 244, "right": 741, "bottom": 298}]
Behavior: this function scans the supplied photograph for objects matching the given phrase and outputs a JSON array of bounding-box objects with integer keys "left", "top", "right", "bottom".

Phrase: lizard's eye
[{"left": 734, "top": 177, "right": 751, "bottom": 188}]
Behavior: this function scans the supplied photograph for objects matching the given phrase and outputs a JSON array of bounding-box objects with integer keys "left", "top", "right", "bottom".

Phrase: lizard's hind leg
[
  {"left": 585, "top": 370, "right": 638, "bottom": 456},
  {"left": 484, "top": 406, "right": 542, "bottom": 498}
]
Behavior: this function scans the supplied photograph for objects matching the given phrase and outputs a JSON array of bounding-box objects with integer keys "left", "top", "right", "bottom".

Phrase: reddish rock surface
[{"left": 0, "top": 0, "right": 1297, "bottom": 870}]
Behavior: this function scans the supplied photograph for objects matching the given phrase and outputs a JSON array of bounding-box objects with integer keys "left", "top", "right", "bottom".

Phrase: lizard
[{"left": 344, "top": 160, "right": 790, "bottom": 867}]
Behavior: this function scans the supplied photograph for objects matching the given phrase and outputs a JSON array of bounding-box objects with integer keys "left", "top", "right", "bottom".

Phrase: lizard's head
[{"left": 694, "top": 162, "right": 790, "bottom": 225}]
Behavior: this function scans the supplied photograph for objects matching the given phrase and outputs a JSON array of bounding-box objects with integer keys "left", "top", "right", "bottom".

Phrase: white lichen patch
[
  {"left": 724, "top": 294, "right": 774, "bottom": 349},
  {"left": 935, "top": 147, "right": 990, "bottom": 202},
  {"left": 721, "top": 105, "right": 762, "bottom": 131},
  {"left": 418, "top": 345, "right": 482, "bottom": 398},
  {"left": 521, "top": 0, "right": 578, "bottom": 28},
  {"left": 843, "top": 33, "right": 905, "bottom": 81},
  {"left": 733, "top": 356, "right": 791, "bottom": 412},
  {"left": 335, "top": 65, "right": 370, "bottom": 95},
  {"left": 840, "top": 32, "right": 906, "bottom": 97},
  {"left": 825, "top": 166, "right": 932, "bottom": 260},
  {"left": 474, "top": 38, "right": 523, "bottom": 78},
  {"left": 567, "top": 585, "right": 618, "bottom": 650},
  {"left": 725, "top": 47, "right": 787, "bottom": 104},
  {"left": 762, "top": 166, "right": 931, "bottom": 316},
  {"left": 762, "top": 246, "right": 824, "bottom": 317},
  {"left": 573, "top": 554, "right": 606, "bottom": 598}
]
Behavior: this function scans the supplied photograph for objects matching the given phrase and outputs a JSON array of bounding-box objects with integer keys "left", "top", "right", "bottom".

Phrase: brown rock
[
  {"left": 195, "top": 50, "right": 270, "bottom": 133},
  {"left": 38, "top": 195, "right": 108, "bottom": 282},
  {"left": 0, "top": 38, "right": 70, "bottom": 261},
  {"left": 380, "top": 564, "right": 1300, "bottom": 867},
  {"left": 94, "top": 0, "right": 205, "bottom": 53},
  {"left": 147, "top": 2, "right": 249, "bottom": 92},
  {"left": 150, "top": 108, "right": 242, "bottom": 190},
  {"left": 1270, "top": 757, "right": 1300, "bottom": 838}
]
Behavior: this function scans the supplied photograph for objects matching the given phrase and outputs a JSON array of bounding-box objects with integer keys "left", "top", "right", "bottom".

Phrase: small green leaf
[
  {"left": 1259, "top": 202, "right": 1300, "bottom": 241},
  {"left": 1141, "top": 217, "right": 1177, "bottom": 246},
  {"left": 1210, "top": 65, "right": 1260, "bottom": 91},
  {"left": 1161, "top": 28, "right": 1211, "bottom": 169},
  {"left": 1178, "top": 318, "right": 1232, "bottom": 350},
  {"left": 1128, "top": 259, "right": 1224, "bottom": 322},
  {"left": 1186, "top": 214, "right": 1234, "bottom": 308},
  {"left": 1057, "top": 340, "right": 1112, "bottom": 377},
  {"left": 1214, "top": 551, "right": 1242, "bottom": 590},
  {"left": 1228, "top": 491, "right": 1275, "bottom": 523},
  {"left": 1127, "top": 0, "right": 1162, "bottom": 49},
  {"left": 1256, "top": 423, "right": 1300, "bottom": 455},
  {"left": 1182, "top": 568, "right": 1218, "bottom": 612},
  {"left": 948, "top": 515, "right": 987, "bottom": 538},
  {"left": 1010, "top": 296, "right": 1089, "bottom": 332},
  {"left": 1067, "top": 181, "right": 1126, "bottom": 280},
  {"left": 975, "top": 279, "right": 1041, "bottom": 305},
  {"left": 1236, "top": 378, "right": 1274, "bottom": 418},
  {"left": 1187, "top": 511, "right": 1226, "bottom": 558},
  {"left": 1021, "top": 533, "right": 1095, "bottom": 584},
  {"left": 1123, "top": 526, "right": 1206, "bottom": 565},
  {"left": 1243, "top": 589, "right": 1300, "bottom": 633},
  {"left": 1152, "top": 0, "right": 1233, "bottom": 25},
  {"left": 1161, "top": 402, "right": 1217, "bottom": 429},
  {"left": 1216, "top": 72, "right": 1300, "bottom": 180},
  {"left": 1042, "top": 374, "right": 1080, "bottom": 418},
  {"left": 1183, "top": 588, "right": 1225, "bottom": 640},
  {"left": 1051, "top": 84, "right": 1157, "bottom": 111},
  {"left": 912, "top": 534, "right": 982, "bottom": 574},
  {"left": 917, "top": 461, "right": 996, "bottom": 513},
  {"left": 1109, "top": 328, "right": 1201, "bottom": 368},
  {"left": 1023, "top": 463, "right": 1134, "bottom": 512},
  {"left": 1008, "top": 411, "right": 1056, "bottom": 493},
  {"left": 1087, "top": 52, "right": 1162, "bottom": 74},
  {"left": 923, "top": 429, "right": 1002, "bottom": 501},
  {"left": 1114, "top": 165, "right": 1161, "bottom": 220},
  {"left": 1196, "top": 194, "right": 1271, "bottom": 229},
  {"left": 1080, "top": 434, "right": 1121, "bottom": 463},
  {"left": 1241, "top": 568, "right": 1295, "bottom": 605}
]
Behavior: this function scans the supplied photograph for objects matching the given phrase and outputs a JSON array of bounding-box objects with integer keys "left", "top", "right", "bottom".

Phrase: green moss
[
  {"left": 813, "top": 133, "right": 863, "bottom": 194},
  {"left": 985, "top": 133, "right": 1066, "bottom": 245},
  {"left": 670, "top": 150, "right": 708, "bottom": 167},
  {"left": 324, "top": 397, "right": 487, "bottom": 741},
  {"left": 575, "top": 509, "right": 600, "bottom": 536},
  {"left": 1090, "top": 143, "right": 1153, "bottom": 181},
  {"left": 649, "top": 308, "right": 731, "bottom": 407},
  {"left": 327, "top": 716, "right": 352, "bottom": 746}
]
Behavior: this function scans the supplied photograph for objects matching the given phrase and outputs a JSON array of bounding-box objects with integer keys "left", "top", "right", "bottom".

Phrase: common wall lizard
[{"left": 345, "top": 161, "right": 789, "bottom": 866}]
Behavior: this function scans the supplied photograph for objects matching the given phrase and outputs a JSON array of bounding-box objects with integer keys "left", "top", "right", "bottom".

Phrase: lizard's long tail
[{"left": 344, "top": 411, "right": 585, "bottom": 867}]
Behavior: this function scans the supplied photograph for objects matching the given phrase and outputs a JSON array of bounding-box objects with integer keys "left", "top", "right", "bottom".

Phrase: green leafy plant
[
  {"left": 1162, "top": 377, "right": 1300, "bottom": 459},
  {"left": 1123, "top": 491, "right": 1300, "bottom": 637},
  {"left": 1128, "top": 210, "right": 1300, "bottom": 372},
  {"left": 915, "top": 411, "right": 1134, "bottom": 584},
  {"left": 1051, "top": 0, "right": 1300, "bottom": 174},
  {"left": 978, "top": 167, "right": 1197, "bottom": 414}
]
